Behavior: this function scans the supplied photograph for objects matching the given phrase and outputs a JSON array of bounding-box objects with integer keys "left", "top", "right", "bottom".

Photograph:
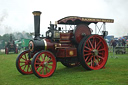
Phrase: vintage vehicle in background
[
  {"left": 16, "top": 11, "right": 114, "bottom": 78},
  {"left": 15, "top": 38, "right": 31, "bottom": 52},
  {"left": 115, "top": 46, "right": 126, "bottom": 54},
  {"left": 0, "top": 40, "right": 5, "bottom": 49},
  {"left": 126, "top": 39, "right": 128, "bottom": 47},
  {"left": 5, "top": 35, "right": 18, "bottom": 54}
]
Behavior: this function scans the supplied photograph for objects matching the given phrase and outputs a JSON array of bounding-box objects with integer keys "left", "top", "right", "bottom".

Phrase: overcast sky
[{"left": 0, "top": 0, "right": 128, "bottom": 37}]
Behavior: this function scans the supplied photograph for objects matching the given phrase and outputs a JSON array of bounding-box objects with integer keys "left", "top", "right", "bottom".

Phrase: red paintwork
[
  {"left": 45, "top": 39, "right": 54, "bottom": 50},
  {"left": 74, "top": 24, "right": 91, "bottom": 44},
  {"left": 56, "top": 48, "right": 77, "bottom": 58},
  {"left": 16, "top": 50, "right": 33, "bottom": 74},
  {"left": 44, "top": 33, "right": 77, "bottom": 58},
  {"left": 16, "top": 11, "right": 113, "bottom": 78},
  {"left": 57, "top": 16, "right": 114, "bottom": 25},
  {"left": 32, "top": 51, "right": 56, "bottom": 78},
  {"left": 60, "top": 33, "right": 73, "bottom": 43},
  {"left": 82, "top": 35, "right": 108, "bottom": 70}
]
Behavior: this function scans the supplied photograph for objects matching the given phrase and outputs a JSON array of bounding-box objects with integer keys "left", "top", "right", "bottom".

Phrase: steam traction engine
[
  {"left": 5, "top": 35, "right": 18, "bottom": 54},
  {"left": 16, "top": 11, "right": 114, "bottom": 78}
]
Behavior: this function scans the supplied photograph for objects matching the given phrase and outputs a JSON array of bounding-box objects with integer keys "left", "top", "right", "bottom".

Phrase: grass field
[{"left": 0, "top": 52, "right": 128, "bottom": 85}]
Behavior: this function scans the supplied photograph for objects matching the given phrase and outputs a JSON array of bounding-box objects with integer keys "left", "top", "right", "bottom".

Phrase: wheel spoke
[
  {"left": 35, "top": 62, "right": 41, "bottom": 65},
  {"left": 89, "top": 39, "right": 94, "bottom": 49},
  {"left": 96, "top": 40, "right": 101, "bottom": 48},
  {"left": 87, "top": 40, "right": 91, "bottom": 48},
  {"left": 45, "top": 67, "right": 48, "bottom": 74},
  {"left": 84, "top": 46, "right": 92, "bottom": 51},
  {"left": 95, "top": 57, "right": 99, "bottom": 66},
  {"left": 97, "top": 55, "right": 104, "bottom": 60},
  {"left": 23, "top": 65, "right": 26, "bottom": 70},
  {"left": 20, "top": 61, "right": 25, "bottom": 63},
  {"left": 21, "top": 64, "right": 25, "bottom": 67},
  {"left": 48, "top": 64, "right": 53, "bottom": 66},
  {"left": 41, "top": 55, "right": 44, "bottom": 61},
  {"left": 21, "top": 57, "right": 26, "bottom": 61},
  {"left": 37, "top": 58, "right": 41, "bottom": 63},
  {"left": 46, "top": 66, "right": 51, "bottom": 72},
  {"left": 27, "top": 64, "right": 30, "bottom": 72},
  {"left": 41, "top": 54, "right": 46, "bottom": 61},
  {"left": 96, "top": 56, "right": 99, "bottom": 62},
  {"left": 39, "top": 67, "right": 43, "bottom": 73},
  {"left": 84, "top": 53, "right": 92, "bottom": 56},
  {"left": 91, "top": 37, "right": 95, "bottom": 48},
  {"left": 46, "top": 57, "right": 50, "bottom": 62},
  {"left": 48, "top": 60, "right": 53, "bottom": 63},
  {"left": 42, "top": 67, "right": 44, "bottom": 74},
  {"left": 85, "top": 56, "right": 90, "bottom": 62},
  {"left": 90, "top": 59, "right": 93, "bottom": 67},
  {"left": 94, "top": 39, "right": 97, "bottom": 49},
  {"left": 97, "top": 44, "right": 102, "bottom": 50},
  {"left": 36, "top": 65, "right": 40, "bottom": 70},
  {"left": 98, "top": 48, "right": 105, "bottom": 51},
  {"left": 92, "top": 56, "right": 95, "bottom": 66},
  {"left": 86, "top": 56, "right": 93, "bottom": 63},
  {"left": 98, "top": 52, "right": 103, "bottom": 55},
  {"left": 24, "top": 54, "right": 27, "bottom": 61}
]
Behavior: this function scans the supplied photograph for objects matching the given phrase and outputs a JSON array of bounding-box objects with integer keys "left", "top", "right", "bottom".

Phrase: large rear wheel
[
  {"left": 78, "top": 35, "right": 108, "bottom": 70},
  {"left": 31, "top": 51, "right": 56, "bottom": 78}
]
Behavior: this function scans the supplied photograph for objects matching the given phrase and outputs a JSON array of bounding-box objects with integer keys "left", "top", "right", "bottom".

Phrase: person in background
[
  {"left": 118, "top": 39, "right": 121, "bottom": 46},
  {"left": 111, "top": 40, "right": 117, "bottom": 58},
  {"left": 112, "top": 40, "right": 117, "bottom": 52},
  {"left": 122, "top": 39, "right": 126, "bottom": 47}
]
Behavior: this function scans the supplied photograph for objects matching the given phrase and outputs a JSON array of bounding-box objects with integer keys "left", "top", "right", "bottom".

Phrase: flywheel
[{"left": 73, "top": 24, "right": 91, "bottom": 44}]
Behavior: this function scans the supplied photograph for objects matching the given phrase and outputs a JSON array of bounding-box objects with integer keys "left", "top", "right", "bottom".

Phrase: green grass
[{"left": 0, "top": 52, "right": 128, "bottom": 85}]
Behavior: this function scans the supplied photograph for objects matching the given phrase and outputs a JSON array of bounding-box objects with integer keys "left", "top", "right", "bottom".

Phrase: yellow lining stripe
[{"left": 43, "top": 39, "right": 47, "bottom": 50}]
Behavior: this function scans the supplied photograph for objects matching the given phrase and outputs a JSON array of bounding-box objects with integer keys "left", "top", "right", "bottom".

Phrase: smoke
[
  {"left": 103, "top": 0, "right": 128, "bottom": 37},
  {"left": 13, "top": 31, "right": 32, "bottom": 40},
  {"left": 0, "top": 10, "right": 12, "bottom": 35},
  {"left": 0, "top": 10, "right": 8, "bottom": 24},
  {"left": 0, "top": 0, "right": 128, "bottom": 38}
]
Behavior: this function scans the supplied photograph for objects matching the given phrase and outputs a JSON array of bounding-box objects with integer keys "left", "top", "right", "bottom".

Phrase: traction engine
[
  {"left": 5, "top": 35, "right": 18, "bottom": 54},
  {"left": 16, "top": 11, "right": 114, "bottom": 78}
]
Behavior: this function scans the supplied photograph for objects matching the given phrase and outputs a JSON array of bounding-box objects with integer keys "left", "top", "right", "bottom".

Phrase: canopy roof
[{"left": 57, "top": 16, "right": 114, "bottom": 25}]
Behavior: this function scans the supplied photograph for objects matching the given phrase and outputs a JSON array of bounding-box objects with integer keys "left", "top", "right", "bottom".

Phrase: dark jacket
[{"left": 112, "top": 40, "right": 117, "bottom": 47}]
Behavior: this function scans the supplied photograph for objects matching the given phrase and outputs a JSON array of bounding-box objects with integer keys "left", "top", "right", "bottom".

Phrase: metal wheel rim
[
  {"left": 16, "top": 50, "right": 33, "bottom": 74},
  {"left": 33, "top": 51, "right": 56, "bottom": 78},
  {"left": 82, "top": 35, "right": 108, "bottom": 70}
]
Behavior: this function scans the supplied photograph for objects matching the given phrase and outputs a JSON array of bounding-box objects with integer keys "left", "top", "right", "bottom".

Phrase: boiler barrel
[{"left": 29, "top": 39, "right": 46, "bottom": 52}]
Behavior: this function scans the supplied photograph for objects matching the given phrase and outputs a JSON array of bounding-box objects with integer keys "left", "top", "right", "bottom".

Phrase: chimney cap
[{"left": 32, "top": 11, "right": 41, "bottom": 16}]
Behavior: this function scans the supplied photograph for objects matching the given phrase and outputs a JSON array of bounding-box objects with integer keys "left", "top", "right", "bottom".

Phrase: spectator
[
  {"left": 122, "top": 39, "right": 126, "bottom": 47},
  {"left": 118, "top": 39, "right": 122, "bottom": 46},
  {"left": 111, "top": 40, "right": 117, "bottom": 52}
]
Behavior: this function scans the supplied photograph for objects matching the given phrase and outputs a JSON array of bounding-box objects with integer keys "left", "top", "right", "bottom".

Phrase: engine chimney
[{"left": 32, "top": 11, "right": 42, "bottom": 40}]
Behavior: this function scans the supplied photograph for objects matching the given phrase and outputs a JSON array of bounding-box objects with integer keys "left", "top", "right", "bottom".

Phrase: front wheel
[
  {"left": 31, "top": 50, "right": 56, "bottom": 78},
  {"left": 16, "top": 50, "right": 33, "bottom": 75}
]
